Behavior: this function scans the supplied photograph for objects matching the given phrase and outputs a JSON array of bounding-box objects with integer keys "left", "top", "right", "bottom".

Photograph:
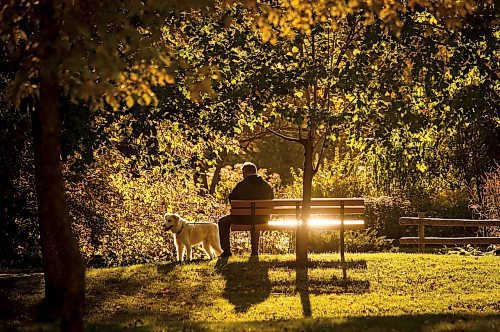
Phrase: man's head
[{"left": 241, "top": 162, "right": 257, "bottom": 179}]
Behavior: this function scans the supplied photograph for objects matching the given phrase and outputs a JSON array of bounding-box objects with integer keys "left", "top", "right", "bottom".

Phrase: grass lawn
[{"left": 1, "top": 253, "right": 499, "bottom": 331}]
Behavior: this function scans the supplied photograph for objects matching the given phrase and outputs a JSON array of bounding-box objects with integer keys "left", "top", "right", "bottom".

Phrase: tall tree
[
  {"left": 208, "top": 1, "right": 490, "bottom": 263},
  {"left": 1, "top": 0, "right": 214, "bottom": 329}
]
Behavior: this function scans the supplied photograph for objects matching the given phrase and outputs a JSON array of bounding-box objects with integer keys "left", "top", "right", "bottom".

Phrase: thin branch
[
  {"left": 313, "top": 123, "right": 332, "bottom": 174},
  {"left": 409, "top": 20, "right": 448, "bottom": 33},
  {"left": 375, "top": 44, "right": 425, "bottom": 80},
  {"left": 331, "top": 17, "right": 358, "bottom": 71},
  {"left": 239, "top": 130, "right": 268, "bottom": 145},
  {"left": 258, "top": 123, "right": 302, "bottom": 143}
]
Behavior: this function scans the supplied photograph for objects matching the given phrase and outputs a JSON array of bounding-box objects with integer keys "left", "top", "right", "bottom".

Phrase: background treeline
[
  {"left": 1, "top": 110, "right": 498, "bottom": 268},
  {"left": 1, "top": 2, "right": 499, "bottom": 268}
]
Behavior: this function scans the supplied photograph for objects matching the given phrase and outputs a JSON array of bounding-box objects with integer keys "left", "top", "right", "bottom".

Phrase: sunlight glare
[{"left": 268, "top": 218, "right": 364, "bottom": 227}]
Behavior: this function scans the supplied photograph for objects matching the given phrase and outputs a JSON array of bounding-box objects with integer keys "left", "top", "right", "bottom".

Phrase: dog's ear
[
  {"left": 164, "top": 213, "right": 171, "bottom": 221},
  {"left": 173, "top": 214, "right": 180, "bottom": 221}
]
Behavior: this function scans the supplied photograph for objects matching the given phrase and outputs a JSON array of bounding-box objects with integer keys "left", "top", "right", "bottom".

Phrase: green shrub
[
  {"left": 364, "top": 195, "right": 412, "bottom": 239},
  {"left": 309, "top": 229, "right": 393, "bottom": 253}
]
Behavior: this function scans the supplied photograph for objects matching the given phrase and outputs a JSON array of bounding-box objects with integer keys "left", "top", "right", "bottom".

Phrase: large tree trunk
[
  {"left": 32, "top": 78, "right": 85, "bottom": 331},
  {"left": 297, "top": 137, "right": 313, "bottom": 265}
]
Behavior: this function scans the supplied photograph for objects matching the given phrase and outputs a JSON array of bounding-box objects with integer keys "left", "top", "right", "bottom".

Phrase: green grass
[{"left": 1, "top": 253, "right": 499, "bottom": 331}]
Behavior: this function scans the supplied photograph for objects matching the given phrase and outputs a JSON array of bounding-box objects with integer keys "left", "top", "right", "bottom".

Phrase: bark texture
[
  {"left": 32, "top": 1, "right": 85, "bottom": 330},
  {"left": 32, "top": 78, "right": 85, "bottom": 331}
]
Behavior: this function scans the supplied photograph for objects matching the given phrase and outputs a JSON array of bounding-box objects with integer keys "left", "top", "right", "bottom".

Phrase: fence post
[{"left": 418, "top": 222, "right": 425, "bottom": 253}]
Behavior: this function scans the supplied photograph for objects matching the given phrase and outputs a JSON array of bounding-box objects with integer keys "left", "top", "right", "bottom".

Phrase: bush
[
  {"left": 470, "top": 165, "right": 500, "bottom": 238},
  {"left": 364, "top": 195, "right": 412, "bottom": 239},
  {"left": 67, "top": 149, "right": 228, "bottom": 267},
  {"left": 309, "top": 229, "right": 393, "bottom": 253},
  {"left": 471, "top": 166, "right": 500, "bottom": 220}
]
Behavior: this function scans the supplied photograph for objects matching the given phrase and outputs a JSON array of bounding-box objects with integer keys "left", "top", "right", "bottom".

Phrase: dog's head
[{"left": 163, "top": 213, "right": 180, "bottom": 233}]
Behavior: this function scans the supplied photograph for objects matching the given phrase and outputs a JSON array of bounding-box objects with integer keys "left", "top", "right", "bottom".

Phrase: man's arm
[
  {"left": 228, "top": 182, "right": 242, "bottom": 202},
  {"left": 267, "top": 182, "right": 274, "bottom": 199}
]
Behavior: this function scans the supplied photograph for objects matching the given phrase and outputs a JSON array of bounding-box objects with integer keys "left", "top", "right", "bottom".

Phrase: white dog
[{"left": 163, "top": 213, "right": 223, "bottom": 261}]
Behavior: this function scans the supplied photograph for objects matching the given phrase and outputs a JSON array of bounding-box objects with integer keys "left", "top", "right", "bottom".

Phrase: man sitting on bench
[{"left": 218, "top": 162, "right": 274, "bottom": 257}]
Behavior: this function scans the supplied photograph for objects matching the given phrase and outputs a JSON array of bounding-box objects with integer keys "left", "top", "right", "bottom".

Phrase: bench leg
[
  {"left": 251, "top": 225, "right": 260, "bottom": 255},
  {"left": 340, "top": 226, "right": 346, "bottom": 279},
  {"left": 340, "top": 202, "right": 346, "bottom": 279}
]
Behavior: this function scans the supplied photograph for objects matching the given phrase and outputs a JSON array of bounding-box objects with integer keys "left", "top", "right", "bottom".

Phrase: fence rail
[{"left": 399, "top": 217, "right": 500, "bottom": 253}]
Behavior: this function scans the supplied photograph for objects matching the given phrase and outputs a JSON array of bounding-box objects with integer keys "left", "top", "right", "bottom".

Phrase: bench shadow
[
  {"left": 215, "top": 256, "right": 271, "bottom": 313},
  {"left": 294, "top": 263, "right": 370, "bottom": 317},
  {"left": 214, "top": 257, "right": 369, "bottom": 316}
]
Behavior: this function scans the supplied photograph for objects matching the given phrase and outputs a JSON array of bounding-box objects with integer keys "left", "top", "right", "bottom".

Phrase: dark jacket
[{"left": 229, "top": 175, "right": 274, "bottom": 223}]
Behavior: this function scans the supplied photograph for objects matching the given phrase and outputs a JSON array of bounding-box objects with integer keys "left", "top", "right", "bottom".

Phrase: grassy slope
[{"left": 1, "top": 253, "right": 499, "bottom": 331}]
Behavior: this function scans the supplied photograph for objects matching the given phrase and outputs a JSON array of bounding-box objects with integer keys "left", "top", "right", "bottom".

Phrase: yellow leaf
[
  {"left": 163, "top": 73, "right": 175, "bottom": 84},
  {"left": 126, "top": 95, "right": 134, "bottom": 108}
]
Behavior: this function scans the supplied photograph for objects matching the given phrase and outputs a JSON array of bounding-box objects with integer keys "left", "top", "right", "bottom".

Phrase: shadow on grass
[
  {"left": 197, "top": 313, "right": 500, "bottom": 332},
  {"left": 88, "top": 260, "right": 223, "bottom": 324},
  {"left": 296, "top": 266, "right": 311, "bottom": 317},
  {"left": 84, "top": 313, "right": 500, "bottom": 331},
  {"left": 0, "top": 273, "right": 44, "bottom": 330},
  {"left": 214, "top": 257, "right": 369, "bottom": 316},
  {"left": 87, "top": 270, "right": 145, "bottom": 298},
  {"left": 156, "top": 258, "right": 211, "bottom": 274},
  {"left": 262, "top": 259, "right": 367, "bottom": 270},
  {"left": 215, "top": 255, "right": 271, "bottom": 313}
]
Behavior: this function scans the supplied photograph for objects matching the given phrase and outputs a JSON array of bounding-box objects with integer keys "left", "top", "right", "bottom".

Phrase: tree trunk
[
  {"left": 297, "top": 137, "right": 313, "bottom": 265},
  {"left": 32, "top": 79, "right": 85, "bottom": 331},
  {"left": 209, "top": 153, "right": 226, "bottom": 196}
]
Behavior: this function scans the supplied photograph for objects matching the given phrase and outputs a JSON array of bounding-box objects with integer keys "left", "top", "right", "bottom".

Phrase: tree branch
[
  {"left": 258, "top": 123, "right": 302, "bottom": 143},
  {"left": 313, "top": 123, "right": 332, "bottom": 174}
]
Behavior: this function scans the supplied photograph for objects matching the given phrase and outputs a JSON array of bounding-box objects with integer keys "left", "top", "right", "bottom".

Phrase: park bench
[
  {"left": 229, "top": 198, "right": 365, "bottom": 263},
  {"left": 399, "top": 217, "right": 500, "bottom": 253}
]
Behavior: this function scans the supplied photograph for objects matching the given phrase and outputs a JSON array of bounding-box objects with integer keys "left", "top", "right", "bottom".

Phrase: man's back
[
  {"left": 229, "top": 174, "right": 274, "bottom": 201},
  {"left": 229, "top": 174, "right": 274, "bottom": 223}
]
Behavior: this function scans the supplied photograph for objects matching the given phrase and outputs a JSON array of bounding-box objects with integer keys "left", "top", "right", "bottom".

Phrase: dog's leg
[
  {"left": 211, "top": 231, "right": 223, "bottom": 256},
  {"left": 175, "top": 243, "right": 181, "bottom": 262},
  {"left": 177, "top": 243, "right": 185, "bottom": 262},
  {"left": 202, "top": 240, "right": 213, "bottom": 260},
  {"left": 186, "top": 245, "right": 192, "bottom": 261}
]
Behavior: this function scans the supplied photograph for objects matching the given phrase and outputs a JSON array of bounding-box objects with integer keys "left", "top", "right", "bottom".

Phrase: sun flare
[{"left": 268, "top": 218, "right": 364, "bottom": 227}]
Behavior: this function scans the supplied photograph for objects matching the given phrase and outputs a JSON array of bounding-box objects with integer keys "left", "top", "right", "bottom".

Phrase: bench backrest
[{"left": 230, "top": 198, "right": 365, "bottom": 218}]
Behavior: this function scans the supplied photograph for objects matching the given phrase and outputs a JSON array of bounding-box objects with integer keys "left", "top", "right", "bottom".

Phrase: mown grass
[{"left": 1, "top": 253, "right": 499, "bottom": 331}]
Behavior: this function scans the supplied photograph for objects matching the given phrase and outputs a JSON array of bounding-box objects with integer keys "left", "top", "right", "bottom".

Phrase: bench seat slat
[
  {"left": 399, "top": 217, "right": 500, "bottom": 227},
  {"left": 230, "top": 206, "right": 365, "bottom": 216},
  {"left": 230, "top": 198, "right": 365, "bottom": 208},
  {"left": 231, "top": 221, "right": 365, "bottom": 232},
  {"left": 400, "top": 237, "right": 500, "bottom": 245}
]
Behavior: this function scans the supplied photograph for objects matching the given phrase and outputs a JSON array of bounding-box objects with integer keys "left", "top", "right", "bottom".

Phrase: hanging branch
[{"left": 257, "top": 123, "right": 302, "bottom": 143}]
